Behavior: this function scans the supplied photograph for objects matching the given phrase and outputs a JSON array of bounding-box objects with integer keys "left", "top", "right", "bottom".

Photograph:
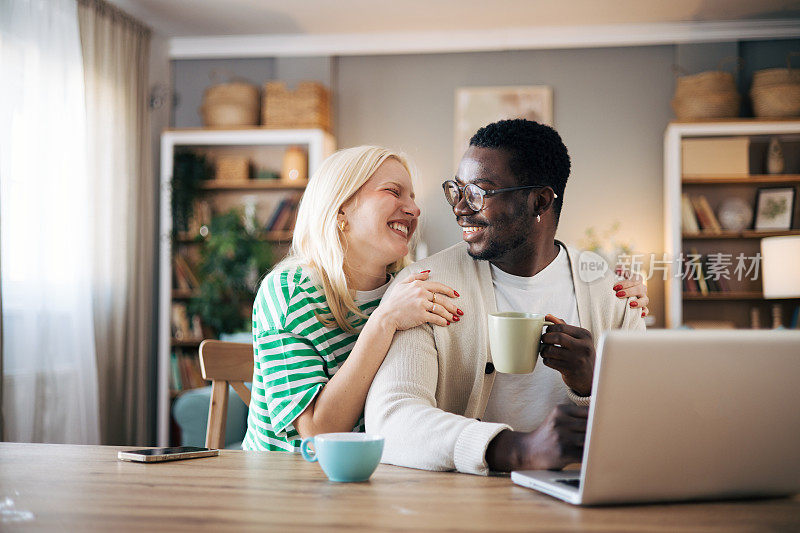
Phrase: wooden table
[{"left": 1, "top": 443, "right": 798, "bottom": 532}]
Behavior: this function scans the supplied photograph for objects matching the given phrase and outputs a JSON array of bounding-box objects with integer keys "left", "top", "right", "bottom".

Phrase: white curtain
[
  {"left": 77, "top": 0, "right": 154, "bottom": 446},
  {"left": 0, "top": 0, "right": 101, "bottom": 443}
]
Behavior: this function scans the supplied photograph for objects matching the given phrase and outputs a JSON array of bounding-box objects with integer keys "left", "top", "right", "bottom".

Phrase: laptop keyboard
[{"left": 556, "top": 478, "right": 581, "bottom": 489}]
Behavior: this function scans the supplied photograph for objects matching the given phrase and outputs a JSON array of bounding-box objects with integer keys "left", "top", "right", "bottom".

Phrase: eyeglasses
[{"left": 441, "top": 179, "right": 557, "bottom": 212}]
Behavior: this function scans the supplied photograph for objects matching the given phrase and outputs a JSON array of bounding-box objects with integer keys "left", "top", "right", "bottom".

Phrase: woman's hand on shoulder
[
  {"left": 613, "top": 268, "right": 650, "bottom": 318},
  {"left": 372, "top": 271, "right": 461, "bottom": 331}
]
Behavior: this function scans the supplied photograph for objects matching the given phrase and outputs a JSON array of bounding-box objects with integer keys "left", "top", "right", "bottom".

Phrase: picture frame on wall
[
  {"left": 453, "top": 86, "right": 553, "bottom": 170},
  {"left": 754, "top": 187, "right": 796, "bottom": 231}
]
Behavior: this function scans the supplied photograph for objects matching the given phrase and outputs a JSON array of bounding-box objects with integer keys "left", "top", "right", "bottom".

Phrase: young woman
[{"left": 242, "top": 146, "right": 648, "bottom": 452}]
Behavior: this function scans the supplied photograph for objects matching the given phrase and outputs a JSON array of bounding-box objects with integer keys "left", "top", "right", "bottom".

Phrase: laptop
[{"left": 511, "top": 329, "right": 800, "bottom": 506}]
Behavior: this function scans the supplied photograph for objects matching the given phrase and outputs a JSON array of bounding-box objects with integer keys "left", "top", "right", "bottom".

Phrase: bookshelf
[
  {"left": 664, "top": 120, "right": 800, "bottom": 329},
  {"left": 157, "top": 128, "right": 335, "bottom": 446}
]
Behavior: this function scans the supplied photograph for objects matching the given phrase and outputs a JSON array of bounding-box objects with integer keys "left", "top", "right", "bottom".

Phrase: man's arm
[{"left": 364, "top": 321, "right": 509, "bottom": 475}]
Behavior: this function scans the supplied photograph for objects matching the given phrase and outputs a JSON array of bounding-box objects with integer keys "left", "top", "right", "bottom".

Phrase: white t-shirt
[{"left": 482, "top": 245, "right": 581, "bottom": 432}]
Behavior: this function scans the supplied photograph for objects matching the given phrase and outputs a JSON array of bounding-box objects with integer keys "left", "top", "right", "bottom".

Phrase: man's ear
[{"left": 530, "top": 188, "right": 556, "bottom": 216}]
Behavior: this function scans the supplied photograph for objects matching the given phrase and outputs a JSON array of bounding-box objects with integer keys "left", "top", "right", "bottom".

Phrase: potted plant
[
  {"left": 189, "top": 209, "right": 273, "bottom": 337},
  {"left": 171, "top": 150, "right": 211, "bottom": 236}
]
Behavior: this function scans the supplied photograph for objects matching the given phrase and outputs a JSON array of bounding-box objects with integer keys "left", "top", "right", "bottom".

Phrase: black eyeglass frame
[{"left": 441, "top": 179, "right": 556, "bottom": 212}]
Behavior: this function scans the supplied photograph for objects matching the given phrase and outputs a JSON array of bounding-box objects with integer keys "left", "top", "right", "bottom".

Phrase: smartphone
[{"left": 117, "top": 446, "right": 219, "bottom": 463}]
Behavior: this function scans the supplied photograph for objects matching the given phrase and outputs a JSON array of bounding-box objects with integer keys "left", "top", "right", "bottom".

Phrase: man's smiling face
[{"left": 453, "top": 146, "right": 533, "bottom": 262}]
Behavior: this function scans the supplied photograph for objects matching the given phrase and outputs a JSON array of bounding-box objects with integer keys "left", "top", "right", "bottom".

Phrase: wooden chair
[{"left": 198, "top": 340, "right": 253, "bottom": 449}]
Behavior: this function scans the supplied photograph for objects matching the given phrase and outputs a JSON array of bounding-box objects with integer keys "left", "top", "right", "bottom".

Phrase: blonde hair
[{"left": 277, "top": 145, "right": 418, "bottom": 333}]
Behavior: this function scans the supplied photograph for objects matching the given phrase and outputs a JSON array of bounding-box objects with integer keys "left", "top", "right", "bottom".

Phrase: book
[
  {"left": 690, "top": 248, "right": 709, "bottom": 295},
  {"left": 681, "top": 194, "right": 700, "bottom": 234},
  {"left": 171, "top": 303, "right": 192, "bottom": 340},
  {"left": 264, "top": 198, "right": 291, "bottom": 231},
  {"left": 690, "top": 195, "right": 722, "bottom": 234},
  {"left": 272, "top": 198, "right": 297, "bottom": 231},
  {"left": 170, "top": 352, "right": 183, "bottom": 391},
  {"left": 174, "top": 255, "right": 199, "bottom": 289}
]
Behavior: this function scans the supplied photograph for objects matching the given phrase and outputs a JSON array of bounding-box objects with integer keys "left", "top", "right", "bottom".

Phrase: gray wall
[
  {"left": 170, "top": 39, "right": 800, "bottom": 326},
  {"left": 336, "top": 47, "right": 674, "bottom": 323}
]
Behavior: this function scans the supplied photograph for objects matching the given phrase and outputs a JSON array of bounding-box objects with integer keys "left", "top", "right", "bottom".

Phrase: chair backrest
[{"left": 198, "top": 340, "right": 253, "bottom": 449}]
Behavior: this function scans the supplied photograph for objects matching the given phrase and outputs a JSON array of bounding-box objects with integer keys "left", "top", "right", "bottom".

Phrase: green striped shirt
[{"left": 242, "top": 265, "right": 388, "bottom": 452}]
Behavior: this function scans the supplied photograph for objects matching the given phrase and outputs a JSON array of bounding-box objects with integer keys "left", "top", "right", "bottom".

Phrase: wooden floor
[{"left": 1, "top": 443, "right": 798, "bottom": 532}]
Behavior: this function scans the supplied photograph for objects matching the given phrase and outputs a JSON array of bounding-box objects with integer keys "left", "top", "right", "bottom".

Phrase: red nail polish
[
  {"left": 457, "top": 308, "right": 464, "bottom": 316},
  {"left": 421, "top": 270, "right": 430, "bottom": 274},
  {"left": 453, "top": 315, "right": 459, "bottom": 321},
  {"left": 630, "top": 301, "right": 638, "bottom": 308},
  {"left": 613, "top": 284, "right": 622, "bottom": 291},
  {"left": 447, "top": 321, "right": 450, "bottom": 325},
  {"left": 641, "top": 312, "right": 646, "bottom": 317},
  {"left": 616, "top": 290, "right": 626, "bottom": 297},
  {"left": 454, "top": 290, "right": 460, "bottom": 297}
]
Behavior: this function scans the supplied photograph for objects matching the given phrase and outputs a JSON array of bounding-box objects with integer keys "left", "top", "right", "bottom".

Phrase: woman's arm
[{"left": 292, "top": 271, "right": 460, "bottom": 438}]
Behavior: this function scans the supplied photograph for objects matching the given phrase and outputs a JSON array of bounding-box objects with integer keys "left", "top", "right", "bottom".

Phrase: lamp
[{"left": 761, "top": 235, "right": 800, "bottom": 328}]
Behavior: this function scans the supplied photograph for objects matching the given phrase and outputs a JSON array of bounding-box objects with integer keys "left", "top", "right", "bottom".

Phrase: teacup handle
[{"left": 300, "top": 438, "right": 318, "bottom": 462}]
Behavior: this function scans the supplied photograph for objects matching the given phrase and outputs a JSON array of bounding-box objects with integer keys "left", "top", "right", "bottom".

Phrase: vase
[
  {"left": 767, "top": 137, "right": 785, "bottom": 174},
  {"left": 281, "top": 146, "right": 308, "bottom": 183}
]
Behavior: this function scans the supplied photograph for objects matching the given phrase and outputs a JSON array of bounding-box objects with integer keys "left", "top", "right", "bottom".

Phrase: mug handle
[
  {"left": 300, "top": 438, "right": 318, "bottom": 462},
  {"left": 542, "top": 321, "right": 555, "bottom": 328}
]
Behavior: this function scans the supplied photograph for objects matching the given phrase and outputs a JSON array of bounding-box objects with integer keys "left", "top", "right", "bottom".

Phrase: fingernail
[
  {"left": 641, "top": 312, "right": 646, "bottom": 318},
  {"left": 630, "top": 301, "right": 638, "bottom": 308},
  {"left": 447, "top": 321, "right": 450, "bottom": 325},
  {"left": 421, "top": 270, "right": 430, "bottom": 274},
  {"left": 616, "top": 291, "right": 626, "bottom": 297},
  {"left": 613, "top": 284, "right": 622, "bottom": 291},
  {"left": 457, "top": 308, "right": 464, "bottom": 316},
  {"left": 452, "top": 315, "right": 459, "bottom": 321},
  {"left": 454, "top": 290, "right": 460, "bottom": 297}
]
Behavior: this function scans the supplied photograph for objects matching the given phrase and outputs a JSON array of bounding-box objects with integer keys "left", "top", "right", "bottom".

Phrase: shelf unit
[
  {"left": 157, "top": 128, "right": 335, "bottom": 446},
  {"left": 664, "top": 120, "right": 800, "bottom": 329}
]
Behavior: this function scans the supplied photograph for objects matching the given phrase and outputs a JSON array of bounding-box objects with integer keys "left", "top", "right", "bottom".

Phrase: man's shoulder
[
  {"left": 562, "top": 245, "right": 643, "bottom": 331},
  {"left": 393, "top": 242, "right": 469, "bottom": 277}
]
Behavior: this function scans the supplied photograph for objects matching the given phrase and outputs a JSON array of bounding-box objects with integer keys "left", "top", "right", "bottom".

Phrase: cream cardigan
[{"left": 364, "top": 241, "right": 645, "bottom": 475}]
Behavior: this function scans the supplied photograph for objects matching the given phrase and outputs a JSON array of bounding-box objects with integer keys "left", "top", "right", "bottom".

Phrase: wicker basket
[
  {"left": 672, "top": 91, "right": 741, "bottom": 120},
  {"left": 751, "top": 84, "right": 800, "bottom": 118},
  {"left": 262, "top": 81, "right": 331, "bottom": 131},
  {"left": 674, "top": 71, "right": 737, "bottom": 98},
  {"left": 752, "top": 52, "right": 800, "bottom": 89},
  {"left": 671, "top": 58, "right": 742, "bottom": 120},
  {"left": 216, "top": 156, "right": 250, "bottom": 182},
  {"left": 750, "top": 53, "right": 800, "bottom": 118},
  {"left": 200, "top": 80, "right": 260, "bottom": 127}
]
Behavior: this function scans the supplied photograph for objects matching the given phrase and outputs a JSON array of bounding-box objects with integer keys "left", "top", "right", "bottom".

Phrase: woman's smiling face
[{"left": 340, "top": 157, "right": 421, "bottom": 269}]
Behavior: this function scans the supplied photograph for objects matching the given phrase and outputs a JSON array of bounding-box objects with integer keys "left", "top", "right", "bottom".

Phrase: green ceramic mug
[{"left": 487, "top": 312, "right": 554, "bottom": 374}]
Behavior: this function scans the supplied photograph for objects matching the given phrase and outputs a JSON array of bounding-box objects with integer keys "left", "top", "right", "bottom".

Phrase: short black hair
[{"left": 469, "top": 119, "right": 570, "bottom": 222}]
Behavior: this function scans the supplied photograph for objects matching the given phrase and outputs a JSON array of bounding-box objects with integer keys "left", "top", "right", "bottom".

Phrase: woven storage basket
[
  {"left": 200, "top": 80, "right": 260, "bottom": 127},
  {"left": 750, "top": 53, "right": 800, "bottom": 118},
  {"left": 674, "top": 71, "right": 737, "bottom": 98},
  {"left": 216, "top": 156, "right": 250, "bottom": 182},
  {"left": 753, "top": 68, "right": 800, "bottom": 88},
  {"left": 751, "top": 84, "right": 800, "bottom": 118},
  {"left": 262, "top": 81, "right": 331, "bottom": 130},
  {"left": 753, "top": 52, "right": 800, "bottom": 89},
  {"left": 671, "top": 91, "right": 741, "bottom": 120},
  {"left": 671, "top": 58, "right": 742, "bottom": 120}
]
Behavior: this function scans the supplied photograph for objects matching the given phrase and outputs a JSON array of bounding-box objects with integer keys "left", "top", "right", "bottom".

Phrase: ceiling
[{"left": 107, "top": 0, "right": 800, "bottom": 38}]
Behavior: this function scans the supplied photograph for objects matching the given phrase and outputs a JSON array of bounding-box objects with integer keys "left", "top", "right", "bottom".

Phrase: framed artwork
[
  {"left": 454, "top": 85, "right": 553, "bottom": 170},
  {"left": 754, "top": 187, "right": 796, "bottom": 231}
]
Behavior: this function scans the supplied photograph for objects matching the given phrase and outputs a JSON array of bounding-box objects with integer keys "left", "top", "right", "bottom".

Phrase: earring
[
  {"left": 338, "top": 220, "right": 347, "bottom": 231},
  {"left": 536, "top": 214, "right": 541, "bottom": 223}
]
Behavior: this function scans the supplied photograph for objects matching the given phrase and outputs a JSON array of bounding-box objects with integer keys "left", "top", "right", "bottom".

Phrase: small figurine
[{"left": 767, "top": 137, "right": 785, "bottom": 175}]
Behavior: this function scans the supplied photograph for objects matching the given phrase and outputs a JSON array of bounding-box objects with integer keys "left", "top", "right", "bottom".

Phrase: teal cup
[{"left": 300, "top": 433, "right": 384, "bottom": 482}]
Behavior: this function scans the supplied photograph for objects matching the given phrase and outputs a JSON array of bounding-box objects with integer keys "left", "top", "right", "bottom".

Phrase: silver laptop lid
[{"left": 580, "top": 329, "right": 800, "bottom": 505}]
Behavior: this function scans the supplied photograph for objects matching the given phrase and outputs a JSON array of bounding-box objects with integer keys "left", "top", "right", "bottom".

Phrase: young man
[{"left": 364, "top": 119, "right": 645, "bottom": 475}]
